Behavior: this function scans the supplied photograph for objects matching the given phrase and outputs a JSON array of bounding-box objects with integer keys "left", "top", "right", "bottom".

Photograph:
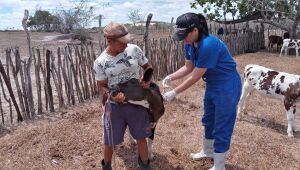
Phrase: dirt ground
[{"left": 0, "top": 32, "right": 300, "bottom": 170}]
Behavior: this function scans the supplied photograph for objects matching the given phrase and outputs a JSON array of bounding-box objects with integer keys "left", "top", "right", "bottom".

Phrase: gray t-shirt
[{"left": 93, "top": 44, "right": 148, "bottom": 88}]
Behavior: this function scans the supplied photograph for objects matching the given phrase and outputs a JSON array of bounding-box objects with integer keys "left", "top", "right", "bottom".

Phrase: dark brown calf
[
  {"left": 110, "top": 68, "right": 165, "bottom": 123},
  {"left": 268, "top": 35, "right": 283, "bottom": 51},
  {"left": 109, "top": 68, "right": 164, "bottom": 159}
]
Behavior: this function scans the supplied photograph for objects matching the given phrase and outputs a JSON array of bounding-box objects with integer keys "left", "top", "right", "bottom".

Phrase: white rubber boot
[
  {"left": 209, "top": 151, "right": 228, "bottom": 170},
  {"left": 147, "top": 139, "right": 154, "bottom": 160},
  {"left": 190, "top": 138, "right": 214, "bottom": 160}
]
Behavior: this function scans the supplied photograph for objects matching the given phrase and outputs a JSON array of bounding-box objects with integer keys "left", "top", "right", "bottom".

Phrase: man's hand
[{"left": 111, "top": 92, "right": 126, "bottom": 103}]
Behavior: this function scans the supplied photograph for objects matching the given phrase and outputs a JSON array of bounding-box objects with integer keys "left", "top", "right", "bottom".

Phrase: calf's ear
[{"left": 143, "top": 67, "right": 154, "bottom": 82}]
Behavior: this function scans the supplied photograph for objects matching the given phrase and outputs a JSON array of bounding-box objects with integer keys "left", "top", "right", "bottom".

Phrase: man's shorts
[{"left": 103, "top": 103, "right": 152, "bottom": 146}]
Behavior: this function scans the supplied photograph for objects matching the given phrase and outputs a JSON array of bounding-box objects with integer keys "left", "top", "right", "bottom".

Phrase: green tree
[
  {"left": 191, "top": 0, "right": 300, "bottom": 38},
  {"left": 191, "top": 0, "right": 238, "bottom": 21},
  {"left": 27, "top": 9, "right": 57, "bottom": 32}
]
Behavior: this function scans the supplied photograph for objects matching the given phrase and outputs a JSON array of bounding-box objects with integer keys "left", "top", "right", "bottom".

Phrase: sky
[{"left": 0, "top": 0, "right": 204, "bottom": 30}]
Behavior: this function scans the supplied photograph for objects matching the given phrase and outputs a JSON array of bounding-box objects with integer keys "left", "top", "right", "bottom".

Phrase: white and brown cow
[
  {"left": 280, "top": 39, "right": 300, "bottom": 57},
  {"left": 238, "top": 64, "right": 300, "bottom": 137}
]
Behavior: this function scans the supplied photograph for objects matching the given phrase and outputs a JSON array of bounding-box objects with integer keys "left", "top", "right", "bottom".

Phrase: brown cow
[{"left": 268, "top": 35, "right": 283, "bottom": 51}]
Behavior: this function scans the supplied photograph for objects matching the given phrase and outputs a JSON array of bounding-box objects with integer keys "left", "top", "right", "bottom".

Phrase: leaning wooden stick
[
  {"left": 7, "top": 48, "right": 25, "bottom": 114},
  {"left": 0, "top": 60, "right": 23, "bottom": 122}
]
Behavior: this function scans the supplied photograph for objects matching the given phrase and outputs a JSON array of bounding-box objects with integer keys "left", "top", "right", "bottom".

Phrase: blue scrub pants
[{"left": 202, "top": 74, "right": 242, "bottom": 153}]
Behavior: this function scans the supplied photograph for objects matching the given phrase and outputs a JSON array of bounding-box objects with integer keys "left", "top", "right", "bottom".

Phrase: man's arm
[
  {"left": 142, "top": 63, "right": 151, "bottom": 70},
  {"left": 97, "top": 80, "right": 109, "bottom": 105}
]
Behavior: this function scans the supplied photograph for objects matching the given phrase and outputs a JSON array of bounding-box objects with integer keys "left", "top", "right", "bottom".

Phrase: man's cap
[
  {"left": 103, "top": 22, "right": 133, "bottom": 43},
  {"left": 173, "top": 13, "right": 200, "bottom": 41}
]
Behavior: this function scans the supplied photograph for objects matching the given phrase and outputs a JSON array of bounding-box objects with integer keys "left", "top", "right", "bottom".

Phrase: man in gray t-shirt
[
  {"left": 94, "top": 43, "right": 148, "bottom": 89},
  {"left": 93, "top": 22, "right": 152, "bottom": 170}
]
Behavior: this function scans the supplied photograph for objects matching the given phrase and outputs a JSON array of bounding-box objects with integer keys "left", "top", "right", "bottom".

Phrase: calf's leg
[
  {"left": 147, "top": 125, "right": 156, "bottom": 160},
  {"left": 237, "top": 80, "right": 252, "bottom": 119},
  {"left": 284, "top": 100, "right": 296, "bottom": 137},
  {"left": 128, "top": 125, "right": 156, "bottom": 160},
  {"left": 280, "top": 46, "right": 284, "bottom": 56},
  {"left": 291, "top": 105, "right": 297, "bottom": 133}
]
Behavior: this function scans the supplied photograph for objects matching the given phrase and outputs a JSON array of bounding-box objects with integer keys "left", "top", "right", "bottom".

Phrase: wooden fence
[
  {"left": 218, "top": 30, "right": 264, "bottom": 55},
  {"left": 0, "top": 28, "right": 264, "bottom": 124},
  {"left": 0, "top": 43, "right": 98, "bottom": 124}
]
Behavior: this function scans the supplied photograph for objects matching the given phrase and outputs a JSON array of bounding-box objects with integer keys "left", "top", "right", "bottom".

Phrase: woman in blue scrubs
[{"left": 162, "top": 12, "right": 242, "bottom": 170}]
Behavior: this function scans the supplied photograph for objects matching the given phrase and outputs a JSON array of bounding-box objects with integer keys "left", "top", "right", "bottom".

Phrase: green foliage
[
  {"left": 191, "top": 0, "right": 300, "bottom": 37},
  {"left": 191, "top": 0, "right": 238, "bottom": 20},
  {"left": 27, "top": 0, "right": 94, "bottom": 34},
  {"left": 27, "top": 9, "right": 58, "bottom": 32},
  {"left": 191, "top": 0, "right": 297, "bottom": 21}
]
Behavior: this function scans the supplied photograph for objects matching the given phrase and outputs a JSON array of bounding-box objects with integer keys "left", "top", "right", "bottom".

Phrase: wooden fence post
[
  {"left": 41, "top": 48, "right": 49, "bottom": 111},
  {"left": 144, "top": 13, "right": 153, "bottom": 59},
  {"left": 22, "top": 9, "right": 35, "bottom": 118},
  {"left": 50, "top": 51, "right": 64, "bottom": 108},
  {"left": 0, "top": 77, "right": 13, "bottom": 123},
  {"left": 0, "top": 87, "right": 3, "bottom": 124},
  {"left": 46, "top": 50, "right": 54, "bottom": 112},
  {"left": 66, "top": 46, "right": 76, "bottom": 105},
  {"left": 14, "top": 48, "right": 30, "bottom": 118},
  {"left": 90, "top": 43, "right": 98, "bottom": 96},
  {"left": 169, "top": 17, "right": 174, "bottom": 36},
  {"left": 98, "top": 14, "right": 103, "bottom": 49},
  {"left": 35, "top": 49, "right": 43, "bottom": 114},
  {"left": 0, "top": 60, "right": 23, "bottom": 122},
  {"left": 85, "top": 44, "right": 95, "bottom": 98},
  {"left": 7, "top": 49, "right": 26, "bottom": 116},
  {"left": 61, "top": 47, "right": 71, "bottom": 105},
  {"left": 68, "top": 46, "right": 83, "bottom": 103},
  {"left": 56, "top": 48, "right": 64, "bottom": 107}
]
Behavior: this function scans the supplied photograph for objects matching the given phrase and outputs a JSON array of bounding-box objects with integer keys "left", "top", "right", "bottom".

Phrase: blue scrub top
[{"left": 184, "top": 34, "right": 238, "bottom": 83}]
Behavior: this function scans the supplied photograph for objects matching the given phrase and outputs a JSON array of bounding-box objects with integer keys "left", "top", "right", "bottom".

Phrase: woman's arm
[
  {"left": 174, "top": 67, "right": 207, "bottom": 94},
  {"left": 168, "top": 59, "right": 194, "bottom": 81}
]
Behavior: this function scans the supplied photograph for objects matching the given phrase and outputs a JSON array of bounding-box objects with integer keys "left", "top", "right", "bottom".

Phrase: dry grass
[{"left": 0, "top": 32, "right": 300, "bottom": 170}]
